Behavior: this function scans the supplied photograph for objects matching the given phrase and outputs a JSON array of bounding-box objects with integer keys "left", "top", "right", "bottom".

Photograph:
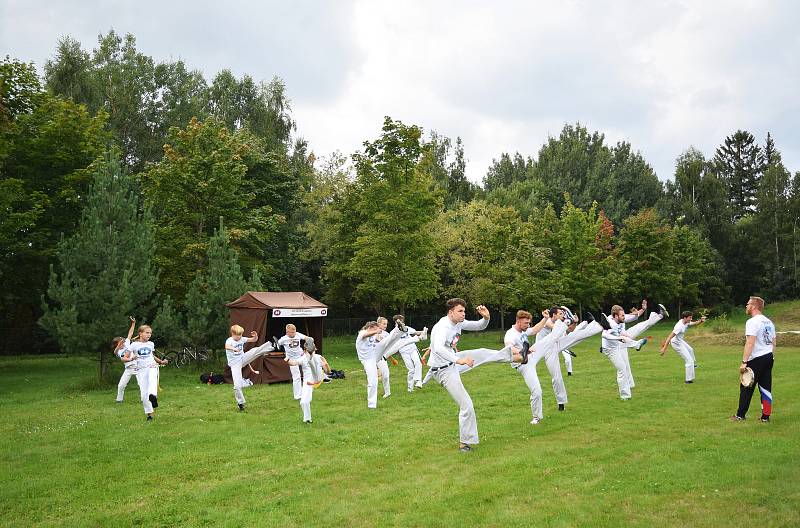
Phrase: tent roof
[{"left": 225, "top": 291, "right": 327, "bottom": 310}]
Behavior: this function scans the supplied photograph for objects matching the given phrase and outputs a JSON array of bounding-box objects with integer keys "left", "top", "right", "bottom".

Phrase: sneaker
[
  {"left": 382, "top": 393, "right": 391, "bottom": 399},
  {"left": 729, "top": 415, "right": 745, "bottom": 422},
  {"left": 419, "top": 327, "right": 428, "bottom": 340},
  {"left": 303, "top": 419, "right": 313, "bottom": 424},
  {"left": 115, "top": 400, "right": 123, "bottom": 404},
  {"left": 561, "top": 306, "right": 575, "bottom": 325},
  {"left": 146, "top": 415, "right": 153, "bottom": 422},
  {"left": 323, "top": 377, "right": 332, "bottom": 383},
  {"left": 520, "top": 341, "right": 530, "bottom": 365},
  {"left": 408, "top": 388, "right": 414, "bottom": 392},
  {"left": 149, "top": 394, "right": 159, "bottom": 409},
  {"left": 685, "top": 380, "right": 694, "bottom": 384},
  {"left": 635, "top": 338, "right": 648, "bottom": 351},
  {"left": 558, "top": 403, "right": 565, "bottom": 411},
  {"left": 415, "top": 382, "right": 423, "bottom": 389},
  {"left": 396, "top": 320, "right": 407, "bottom": 332},
  {"left": 459, "top": 444, "right": 472, "bottom": 453},
  {"left": 658, "top": 303, "right": 669, "bottom": 318},
  {"left": 760, "top": 416, "right": 770, "bottom": 423},
  {"left": 530, "top": 417, "right": 541, "bottom": 425},
  {"left": 567, "top": 372, "right": 573, "bottom": 376},
  {"left": 582, "top": 311, "right": 596, "bottom": 324},
  {"left": 599, "top": 313, "right": 612, "bottom": 330},
  {"left": 238, "top": 403, "right": 245, "bottom": 412},
  {"left": 272, "top": 336, "right": 280, "bottom": 350}
]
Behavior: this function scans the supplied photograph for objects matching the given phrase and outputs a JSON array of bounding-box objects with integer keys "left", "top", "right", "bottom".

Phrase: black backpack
[{"left": 200, "top": 373, "right": 226, "bottom": 384}]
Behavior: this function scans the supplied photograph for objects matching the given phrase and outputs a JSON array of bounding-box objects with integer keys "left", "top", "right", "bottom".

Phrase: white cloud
[{"left": 2, "top": 0, "right": 799, "bottom": 183}]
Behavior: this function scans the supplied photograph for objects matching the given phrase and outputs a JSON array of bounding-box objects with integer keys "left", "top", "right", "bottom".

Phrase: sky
[{"left": 2, "top": 0, "right": 799, "bottom": 183}]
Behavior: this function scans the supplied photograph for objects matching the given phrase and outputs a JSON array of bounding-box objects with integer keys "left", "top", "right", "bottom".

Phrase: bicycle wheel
[
  {"left": 180, "top": 347, "right": 196, "bottom": 367},
  {"left": 163, "top": 350, "right": 180, "bottom": 368}
]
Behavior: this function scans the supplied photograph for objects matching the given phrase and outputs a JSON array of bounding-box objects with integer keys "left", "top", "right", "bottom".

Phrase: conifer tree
[{"left": 40, "top": 152, "right": 158, "bottom": 380}]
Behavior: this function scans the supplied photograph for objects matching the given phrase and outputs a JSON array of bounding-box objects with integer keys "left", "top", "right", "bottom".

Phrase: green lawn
[{"left": 1, "top": 306, "right": 799, "bottom": 527}]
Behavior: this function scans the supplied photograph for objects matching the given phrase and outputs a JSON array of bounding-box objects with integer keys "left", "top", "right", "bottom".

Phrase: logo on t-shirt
[
  {"left": 446, "top": 333, "right": 461, "bottom": 351},
  {"left": 762, "top": 323, "right": 775, "bottom": 345}
]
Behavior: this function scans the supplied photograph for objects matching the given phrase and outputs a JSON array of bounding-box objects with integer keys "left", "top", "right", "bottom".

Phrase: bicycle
[{"left": 164, "top": 346, "right": 210, "bottom": 368}]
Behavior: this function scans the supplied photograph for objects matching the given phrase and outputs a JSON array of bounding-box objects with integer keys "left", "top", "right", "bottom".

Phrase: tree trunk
[{"left": 99, "top": 349, "right": 110, "bottom": 383}]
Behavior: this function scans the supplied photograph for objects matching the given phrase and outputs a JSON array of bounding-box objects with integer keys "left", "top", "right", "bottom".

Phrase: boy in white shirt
[
  {"left": 276, "top": 324, "right": 310, "bottom": 400},
  {"left": 392, "top": 315, "right": 427, "bottom": 392},
  {"left": 660, "top": 311, "right": 706, "bottom": 383},
  {"left": 225, "top": 324, "right": 275, "bottom": 411}
]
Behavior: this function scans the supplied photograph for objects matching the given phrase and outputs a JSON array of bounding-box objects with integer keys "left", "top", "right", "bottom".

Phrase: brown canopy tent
[{"left": 224, "top": 292, "right": 328, "bottom": 384}]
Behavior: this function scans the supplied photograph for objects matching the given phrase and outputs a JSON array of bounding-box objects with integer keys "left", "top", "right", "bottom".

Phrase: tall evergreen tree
[
  {"left": 714, "top": 130, "right": 764, "bottom": 220},
  {"left": 184, "top": 219, "right": 248, "bottom": 347},
  {"left": 40, "top": 152, "right": 158, "bottom": 380},
  {"left": 483, "top": 152, "right": 532, "bottom": 192}
]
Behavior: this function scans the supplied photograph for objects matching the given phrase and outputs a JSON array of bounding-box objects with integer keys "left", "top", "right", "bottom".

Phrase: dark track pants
[{"left": 736, "top": 353, "right": 774, "bottom": 419}]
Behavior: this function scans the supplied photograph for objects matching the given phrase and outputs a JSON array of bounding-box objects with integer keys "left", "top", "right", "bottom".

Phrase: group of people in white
[{"left": 112, "top": 295, "right": 775, "bottom": 451}]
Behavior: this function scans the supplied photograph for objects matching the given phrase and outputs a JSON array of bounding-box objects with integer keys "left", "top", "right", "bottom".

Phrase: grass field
[{"left": 1, "top": 304, "right": 799, "bottom": 527}]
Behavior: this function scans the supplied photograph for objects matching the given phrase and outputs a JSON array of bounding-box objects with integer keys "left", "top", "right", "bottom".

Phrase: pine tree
[
  {"left": 40, "top": 152, "right": 158, "bottom": 381},
  {"left": 714, "top": 130, "right": 764, "bottom": 220},
  {"left": 184, "top": 218, "right": 248, "bottom": 346}
]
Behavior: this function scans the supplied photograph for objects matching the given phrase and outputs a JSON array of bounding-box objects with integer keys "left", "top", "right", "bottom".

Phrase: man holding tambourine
[{"left": 731, "top": 296, "right": 776, "bottom": 422}]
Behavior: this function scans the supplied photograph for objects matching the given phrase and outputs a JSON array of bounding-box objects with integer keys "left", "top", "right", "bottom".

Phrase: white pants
[
  {"left": 561, "top": 351, "right": 573, "bottom": 374},
  {"left": 400, "top": 348, "right": 423, "bottom": 390},
  {"left": 602, "top": 346, "right": 632, "bottom": 399},
  {"left": 360, "top": 358, "right": 381, "bottom": 408},
  {"left": 230, "top": 342, "right": 273, "bottom": 405},
  {"left": 289, "top": 353, "right": 324, "bottom": 421},
  {"left": 116, "top": 366, "right": 137, "bottom": 401},
  {"left": 530, "top": 320, "right": 570, "bottom": 405},
  {"left": 518, "top": 362, "right": 543, "bottom": 420},
  {"left": 622, "top": 312, "right": 663, "bottom": 389},
  {"left": 359, "top": 327, "right": 406, "bottom": 406},
  {"left": 377, "top": 359, "right": 391, "bottom": 397},
  {"left": 670, "top": 340, "right": 696, "bottom": 382},
  {"left": 300, "top": 360, "right": 322, "bottom": 422},
  {"left": 289, "top": 364, "right": 302, "bottom": 400},
  {"left": 136, "top": 365, "right": 159, "bottom": 414},
  {"left": 557, "top": 320, "right": 603, "bottom": 376},
  {"left": 433, "top": 365, "right": 479, "bottom": 445},
  {"left": 360, "top": 357, "right": 390, "bottom": 407}
]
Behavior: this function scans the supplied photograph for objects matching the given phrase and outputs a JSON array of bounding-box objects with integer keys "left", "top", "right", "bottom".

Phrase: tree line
[{"left": 2, "top": 32, "right": 798, "bottom": 370}]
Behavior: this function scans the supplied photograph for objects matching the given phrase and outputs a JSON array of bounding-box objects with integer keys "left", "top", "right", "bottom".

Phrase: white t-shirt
[
  {"left": 355, "top": 331, "right": 374, "bottom": 362},
  {"left": 117, "top": 339, "right": 136, "bottom": 369},
  {"left": 505, "top": 326, "right": 534, "bottom": 368},
  {"left": 428, "top": 316, "right": 489, "bottom": 368},
  {"left": 601, "top": 317, "right": 627, "bottom": 350},
  {"left": 225, "top": 336, "right": 255, "bottom": 365},
  {"left": 278, "top": 333, "right": 307, "bottom": 359},
  {"left": 129, "top": 340, "right": 156, "bottom": 368},
  {"left": 671, "top": 320, "right": 689, "bottom": 345},
  {"left": 745, "top": 314, "right": 776, "bottom": 360}
]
